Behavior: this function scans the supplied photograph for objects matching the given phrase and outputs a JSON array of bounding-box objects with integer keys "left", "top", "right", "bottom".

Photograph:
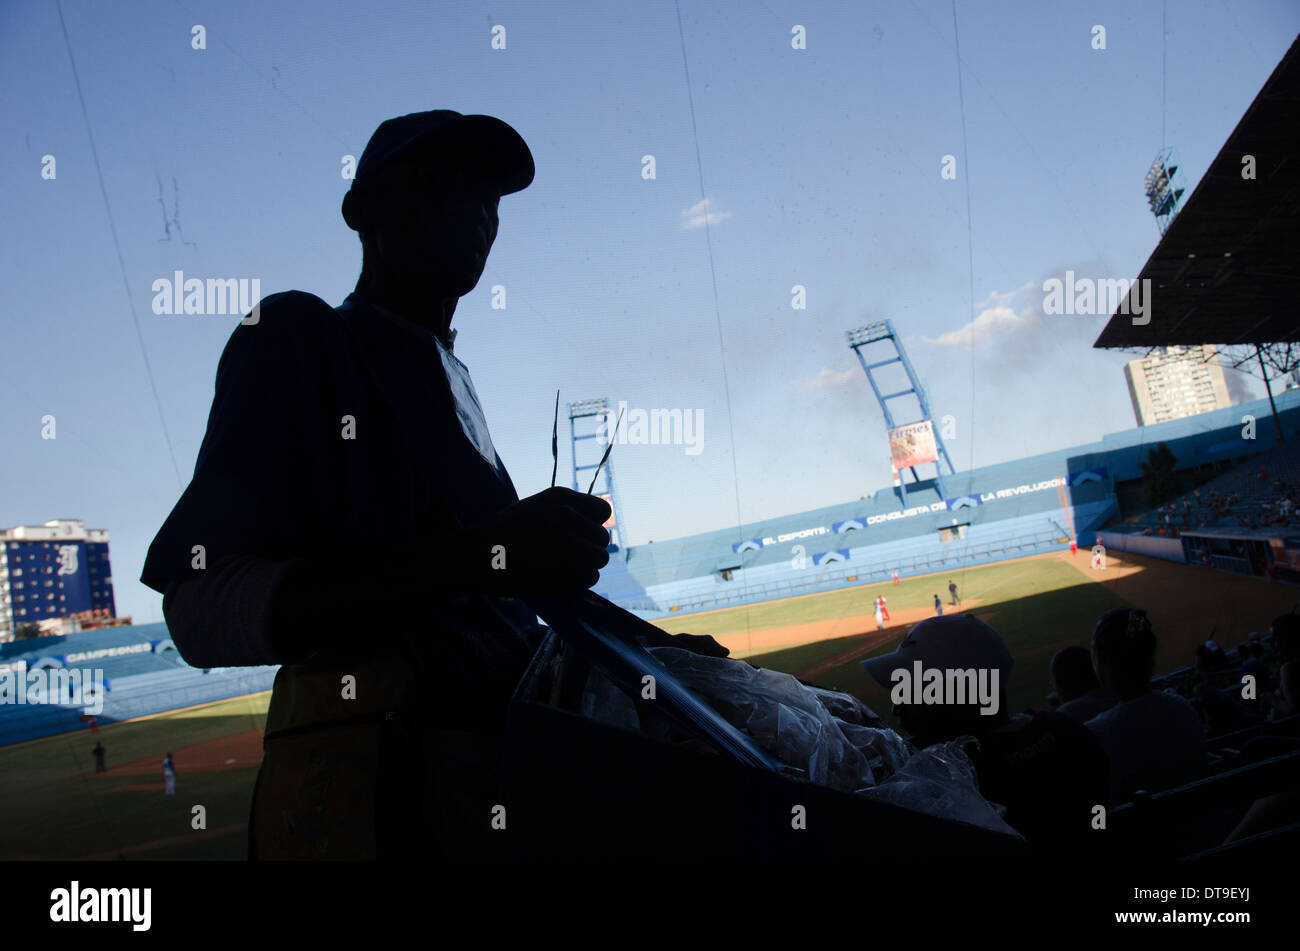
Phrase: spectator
[
  {"left": 1223, "top": 734, "right": 1300, "bottom": 844},
  {"left": 1193, "top": 644, "right": 1216, "bottom": 685},
  {"left": 1086, "top": 608, "right": 1208, "bottom": 803},
  {"left": 1262, "top": 613, "right": 1300, "bottom": 719},
  {"left": 862, "top": 614, "right": 1109, "bottom": 854},
  {"left": 1240, "top": 641, "right": 1263, "bottom": 686},
  {"left": 1193, "top": 682, "right": 1258, "bottom": 736},
  {"left": 1204, "top": 637, "right": 1229, "bottom": 669},
  {"left": 1049, "top": 646, "right": 1115, "bottom": 723},
  {"left": 139, "top": 110, "right": 723, "bottom": 859}
]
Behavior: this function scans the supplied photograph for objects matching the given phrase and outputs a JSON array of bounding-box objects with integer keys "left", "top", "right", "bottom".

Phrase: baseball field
[{"left": 2, "top": 547, "right": 1294, "bottom": 860}]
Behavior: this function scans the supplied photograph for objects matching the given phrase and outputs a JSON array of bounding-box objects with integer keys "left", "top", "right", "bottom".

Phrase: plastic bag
[
  {"left": 857, "top": 736, "right": 1021, "bottom": 836},
  {"left": 806, "top": 685, "right": 889, "bottom": 729},
  {"left": 647, "top": 647, "right": 897, "bottom": 792},
  {"left": 838, "top": 720, "right": 913, "bottom": 781},
  {"left": 579, "top": 666, "right": 640, "bottom": 733},
  {"left": 639, "top": 648, "right": 1016, "bottom": 832}
]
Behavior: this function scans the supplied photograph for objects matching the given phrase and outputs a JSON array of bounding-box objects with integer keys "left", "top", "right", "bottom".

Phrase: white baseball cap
[{"left": 861, "top": 614, "right": 1014, "bottom": 686}]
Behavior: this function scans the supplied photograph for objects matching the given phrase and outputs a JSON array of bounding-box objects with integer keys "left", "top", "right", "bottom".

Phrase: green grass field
[
  {"left": 0, "top": 693, "right": 269, "bottom": 860},
  {"left": 657, "top": 549, "right": 1300, "bottom": 730},
  {"left": 2, "top": 548, "right": 1294, "bottom": 860}
]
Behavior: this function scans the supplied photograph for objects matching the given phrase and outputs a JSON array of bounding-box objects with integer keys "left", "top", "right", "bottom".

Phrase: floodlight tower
[
  {"left": 568, "top": 397, "right": 626, "bottom": 554},
  {"left": 847, "top": 321, "right": 955, "bottom": 508},
  {"left": 1144, "top": 148, "right": 1186, "bottom": 236}
]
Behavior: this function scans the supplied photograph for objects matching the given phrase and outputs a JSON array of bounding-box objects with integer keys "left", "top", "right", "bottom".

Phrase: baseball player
[
  {"left": 874, "top": 598, "right": 885, "bottom": 631},
  {"left": 162, "top": 752, "right": 176, "bottom": 796}
]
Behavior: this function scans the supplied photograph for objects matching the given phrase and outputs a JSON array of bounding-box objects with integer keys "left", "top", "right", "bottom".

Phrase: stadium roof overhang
[{"left": 1094, "top": 35, "right": 1300, "bottom": 350}]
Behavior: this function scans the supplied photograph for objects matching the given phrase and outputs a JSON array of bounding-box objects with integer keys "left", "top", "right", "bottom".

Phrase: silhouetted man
[
  {"left": 1085, "top": 608, "right": 1207, "bottom": 803},
  {"left": 141, "top": 111, "right": 719, "bottom": 859},
  {"left": 1049, "top": 645, "right": 1115, "bottom": 723},
  {"left": 92, "top": 741, "right": 106, "bottom": 773},
  {"left": 863, "top": 615, "right": 1109, "bottom": 857}
]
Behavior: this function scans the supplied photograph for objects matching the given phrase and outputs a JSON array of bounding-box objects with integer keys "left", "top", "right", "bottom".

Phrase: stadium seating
[
  {"left": 0, "top": 623, "right": 277, "bottom": 745},
  {"left": 632, "top": 502, "right": 1113, "bottom": 615},
  {"left": 1105, "top": 748, "right": 1300, "bottom": 859},
  {"left": 1121, "top": 433, "right": 1300, "bottom": 535}
]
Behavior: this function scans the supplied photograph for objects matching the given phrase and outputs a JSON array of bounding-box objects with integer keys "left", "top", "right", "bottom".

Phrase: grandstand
[
  {"left": 1076, "top": 35, "right": 1300, "bottom": 859},
  {"left": 597, "top": 388, "right": 1300, "bottom": 617},
  {"left": 1118, "top": 416, "right": 1300, "bottom": 533},
  {"left": 0, "top": 623, "right": 276, "bottom": 746},
  {"left": 1089, "top": 627, "right": 1300, "bottom": 860}
]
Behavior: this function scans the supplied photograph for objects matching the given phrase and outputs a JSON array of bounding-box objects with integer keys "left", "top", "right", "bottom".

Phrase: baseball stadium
[
  {"left": 4, "top": 4, "right": 1300, "bottom": 876},
  {"left": 4, "top": 32, "right": 1300, "bottom": 862}
]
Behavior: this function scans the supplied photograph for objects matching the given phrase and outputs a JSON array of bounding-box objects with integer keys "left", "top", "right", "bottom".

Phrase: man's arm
[
  {"left": 162, "top": 489, "right": 622, "bottom": 668},
  {"left": 162, "top": 555, "right": 302, "bottom": 668}
]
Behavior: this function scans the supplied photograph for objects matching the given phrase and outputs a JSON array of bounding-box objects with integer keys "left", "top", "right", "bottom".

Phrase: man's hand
[{"left": 466, "top": 487, "right": 612, "bottom": 597}]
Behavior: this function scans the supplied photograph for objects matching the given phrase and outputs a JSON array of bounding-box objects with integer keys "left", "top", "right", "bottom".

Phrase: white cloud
[
  {"left": 922, "top": 302, "right": 1033, "bottom": 348},
  {"left": 975, "top": 282, "right": 1032, "bottom": 313},
  {"left": 803, "top": 367, "right": 860, "bottom": 389},
  {"left": 681, "top": 197, "right": 732, "bottom": 229}
]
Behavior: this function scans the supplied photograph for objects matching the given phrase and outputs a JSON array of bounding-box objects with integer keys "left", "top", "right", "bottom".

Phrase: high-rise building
[
  {"left": 1124, "top": 345, "right": 1231, "bottom": 426},
  {"left": 0, "top": 520, "right": 116, "bottom": 642}
]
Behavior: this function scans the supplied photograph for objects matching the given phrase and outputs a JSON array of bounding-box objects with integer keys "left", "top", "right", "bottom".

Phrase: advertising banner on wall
[{"left": 888, "top": 420, "right": 938, "bottom": 471}]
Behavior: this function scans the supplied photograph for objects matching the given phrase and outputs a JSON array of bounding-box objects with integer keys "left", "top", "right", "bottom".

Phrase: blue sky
[{"left": 2, "top": 0, "right": 1297, "bottom": 624}]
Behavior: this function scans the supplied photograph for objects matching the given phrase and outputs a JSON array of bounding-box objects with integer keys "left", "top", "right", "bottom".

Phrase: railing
[{"left": 1209, "top": 554, "right": 1254, "bottom": 575}]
